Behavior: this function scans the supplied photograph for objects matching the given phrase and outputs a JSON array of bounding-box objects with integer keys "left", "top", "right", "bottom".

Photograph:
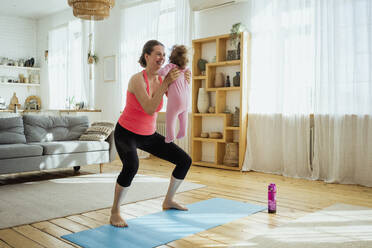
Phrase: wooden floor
[{"left": 1, "top": 158, "right": 372, "bottom": 248}]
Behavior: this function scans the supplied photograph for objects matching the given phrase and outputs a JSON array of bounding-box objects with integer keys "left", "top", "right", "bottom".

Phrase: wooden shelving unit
[{"left": 191, "top": 32, "right": 250, "bottom": 171}]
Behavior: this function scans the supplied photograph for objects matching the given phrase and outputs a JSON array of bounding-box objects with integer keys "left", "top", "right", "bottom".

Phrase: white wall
[
  {"left": 0, "top": 15, "right": 38, "bottom": 107},
  {"left": 193, "top": 2, "right": 250, "bottom": 39},
  {"left": 94, "top": 7, "right": 123, "bottom": 122},
  {"left": 37, "top": 9, "right": 76, "bottom": 109}
]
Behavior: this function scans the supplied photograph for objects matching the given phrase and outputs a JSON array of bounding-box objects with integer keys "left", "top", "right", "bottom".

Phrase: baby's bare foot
[
  {"left": 162, "top": 201, "right": 188, "bottom": 211},
  {"left": 110, "top": 213, "right": 128, "bottom": 227}
]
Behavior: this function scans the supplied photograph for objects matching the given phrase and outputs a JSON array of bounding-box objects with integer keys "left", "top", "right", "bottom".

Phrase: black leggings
[{"left": 114, "top": 123, "right": 192, "bottom": 187}]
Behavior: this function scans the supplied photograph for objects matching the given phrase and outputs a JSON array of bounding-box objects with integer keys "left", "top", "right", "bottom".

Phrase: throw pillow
[
  {"left": 0, "top": 116, "right": 26, "bottom": 144},
  {"left": 79, "top": 121, "right": 115, "bottom": 141}
]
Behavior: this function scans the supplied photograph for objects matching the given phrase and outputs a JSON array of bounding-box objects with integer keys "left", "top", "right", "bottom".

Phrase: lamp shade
[{"left": 68, "top": 0, "right": 115, "bottom": 20}]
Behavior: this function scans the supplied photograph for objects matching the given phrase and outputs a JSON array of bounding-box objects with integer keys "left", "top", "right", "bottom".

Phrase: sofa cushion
[
  {"left": 30, "top": 141, "right": 109, "bottom": 155},
  {"left": 23, "top": 115, "right": 89, "bottom": 142},
  {"left": 79, "top": 121, "right": 115, "bottom": 141},
  {"left": 0, "top": 117, "right": 26, "bottom": 144},
  {"left": 0, "top": 144, "right": 43, "bottom": 159}
]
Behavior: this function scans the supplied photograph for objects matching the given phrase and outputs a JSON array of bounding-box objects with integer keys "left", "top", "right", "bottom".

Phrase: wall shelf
[
  {"left": 193, "top": 75, "right": 207, "bottom": 80},
  {"left": 193, "top": 161, "right": 240, "bottom": 170},
  {"left": 207, "top": 60, "right": 241, "bottom": 67},
  {"left": 0, "top": 65, "right": 40, "bottom": 71},
  {"left": 193, "top": 113, "right": 229, "bottom": 117},
  {"left": 206, "top": 87, "right": 240, "bottom": 91},
  {"left": 193, "top": 137, "right": 225, "bottom": 142},
  {"left": 0, "top": 82, "right": 40, "bottom": 87}
]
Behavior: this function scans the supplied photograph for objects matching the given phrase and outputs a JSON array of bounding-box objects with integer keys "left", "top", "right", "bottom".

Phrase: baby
[{"left": 158, "top": 45, "right": 190, "bottom": 143}]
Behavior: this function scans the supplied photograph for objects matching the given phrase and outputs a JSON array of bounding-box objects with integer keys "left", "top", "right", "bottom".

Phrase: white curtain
[
  {"left": 312, "top": 0, "right": 372, "bottom": 186},
  {"left": 242, "top": 0, "right": 313, "bottom": 179},
  {"left": 120, "top": 0, "right": 192, "bottom": 157},
  {"left": 175, "top": 0, "right": 192, "bottom": 46},
  {"left": 67, "top": 20, "right": 85, "bottom": 106},
  {"left": 48, "top": 25, "right": 68, "bottom": 109},
  {"left": 120, "top": 1, "right": 161, "bottom": 108},
  {"left": 244, "top": 0, "right": 372, "bottom": 187},
  {"left": 81, "top": 21, "right": 92, "bottom": 109},
  {"left": 48, "top": 20, "right": 90, "bottom": 109}
]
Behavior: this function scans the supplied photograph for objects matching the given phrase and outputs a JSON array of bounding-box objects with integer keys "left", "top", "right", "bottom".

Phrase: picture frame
[{"left": 103, "top": 55, "right": 116, "bottom": 82}]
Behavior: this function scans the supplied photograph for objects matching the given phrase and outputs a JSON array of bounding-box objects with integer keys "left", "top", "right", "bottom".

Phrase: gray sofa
[{"left": 0, "top": 115, "right": 116, "bottom": 175}]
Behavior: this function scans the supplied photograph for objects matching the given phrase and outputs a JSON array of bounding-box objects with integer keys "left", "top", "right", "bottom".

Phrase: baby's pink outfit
[{"left": 158, "top": 63, "right": 190, "bottom": 143}]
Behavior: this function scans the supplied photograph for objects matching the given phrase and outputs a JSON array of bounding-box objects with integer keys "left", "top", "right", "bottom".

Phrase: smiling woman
[{"left": 109, "top": 39, "right": 193, "bottom": 228}]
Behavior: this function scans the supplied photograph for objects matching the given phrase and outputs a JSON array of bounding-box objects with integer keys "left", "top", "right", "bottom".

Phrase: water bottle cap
[{"left": 268, "top": 183, "right": 276, "bottom": 192}]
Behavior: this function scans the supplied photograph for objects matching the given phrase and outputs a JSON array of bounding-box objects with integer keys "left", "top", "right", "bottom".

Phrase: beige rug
[
  {"left": 239, "top": 203, "right": 372, "bottom": 248},
  {"left": 0, "top": 173, "right": 204, "bottom": 229}
]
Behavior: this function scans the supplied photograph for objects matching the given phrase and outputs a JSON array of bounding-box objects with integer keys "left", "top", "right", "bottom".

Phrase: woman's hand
[
  {"left": 163, "top": 68, "right": 180, "bottom": 87},
  {"left": 185, "top": 70, "right": 191, "bottom": 84}
]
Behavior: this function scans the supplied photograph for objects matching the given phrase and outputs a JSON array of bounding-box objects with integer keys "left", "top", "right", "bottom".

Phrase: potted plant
[
  {"left": 88, "top": 52, "right": 98, "bottom": 64},
  {"left": 230, "top": 22, "right": 246, "bottom": 48}
]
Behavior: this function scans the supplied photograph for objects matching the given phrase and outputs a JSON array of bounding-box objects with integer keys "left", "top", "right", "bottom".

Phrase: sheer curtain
[
  {"left": 313, "top": 0, "right": 372, "bottom": 186},
  {"left": 48, "top": 20, "right": 90, "bottom": 109},
  {"left": 120, "top": 1, "right": 161, "bottom": 108},
  {"left": 120, "top": 0, "right": 191, "bottom": 157},
  {"left": 48, "top": 25, "right": 68, "bottom": 109},
  {"left": 67, "top": 20, "right": 85, "bottom": 106},
  {"left": 242, "top": 0, "right": 313, "bottom": 179}
]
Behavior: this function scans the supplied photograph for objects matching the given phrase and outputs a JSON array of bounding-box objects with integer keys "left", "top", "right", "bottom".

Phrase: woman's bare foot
[
  {"left": 110, "top": 212, "right": 128, "bottom": 227},
  {"left": 162, "top": 200, "right": 188, "bottom": 211}
]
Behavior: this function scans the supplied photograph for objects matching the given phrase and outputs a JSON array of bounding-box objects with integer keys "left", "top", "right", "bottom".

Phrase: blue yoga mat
[{"left": 62, "top": 198, "right": 266, "bottom": 248}]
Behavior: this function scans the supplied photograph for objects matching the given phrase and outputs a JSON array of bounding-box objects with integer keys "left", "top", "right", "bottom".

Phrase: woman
[{"left": 110, "top": 40, "right": 192, "bottom": 227}]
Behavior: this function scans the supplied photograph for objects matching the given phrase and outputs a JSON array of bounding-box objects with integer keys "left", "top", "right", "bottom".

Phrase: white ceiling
[
  {"left": 0, "top": 0, "right": 70, "bottom": 19},
  {"left": 0, "top": 0, "right": 134, "bottom": 19},
  {"left": 0, "top": 0, "right": 246, "bottom": 20}
]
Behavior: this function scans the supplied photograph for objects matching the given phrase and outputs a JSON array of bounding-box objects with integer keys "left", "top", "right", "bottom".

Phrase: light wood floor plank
[
  {"left": 31, "top": 222, "right": 79, "bottom": 248},
  {"left": 13, "top": 225, "right": 74, "bottom": 248},
  {"left": 66, "top": 215, "right": 102, "bottom": 229},
  {"left": 32, "top": 222, "right": 72, "bottom": 237},
  {"left": 0, "top": 229, "right": 43, "bottom": 248},
  {"left": 50, "top": 218, "right": 89, "bottom": 233},
  {"left": 0, "top": 240, "right": 12, "bottom": 248},
  {"left": 82, "top": 212, "right": 110, "bottom": 224}
]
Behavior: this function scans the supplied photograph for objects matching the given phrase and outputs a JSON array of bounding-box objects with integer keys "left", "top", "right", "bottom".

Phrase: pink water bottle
[{"left": 268, "top": 183, "right": 277, "bottom": 214}]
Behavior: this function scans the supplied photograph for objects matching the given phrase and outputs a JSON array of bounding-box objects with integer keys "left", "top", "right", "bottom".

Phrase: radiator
[
  {"left": 156, "top": 122, "right": 190, "bottom": 153},
  {"left": 310, "top": 126, "right": 314, "bottom": 170}
]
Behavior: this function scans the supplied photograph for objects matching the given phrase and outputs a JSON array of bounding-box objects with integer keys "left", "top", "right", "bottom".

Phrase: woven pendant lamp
[{"left": 68, "top": 0, "right": 115, "bottom": 20}]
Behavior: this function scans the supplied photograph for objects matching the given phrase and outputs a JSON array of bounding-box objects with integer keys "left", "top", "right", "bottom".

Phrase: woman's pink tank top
[{"left": 118, "top": 70, "right": 163, "bottom": 135}]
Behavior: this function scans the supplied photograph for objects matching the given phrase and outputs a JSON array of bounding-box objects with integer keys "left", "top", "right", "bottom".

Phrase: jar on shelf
[
  {"left": 232, "top": 107, "right": 240, "bottom": 127},
  {"left": 214, "top": 72, "right": 224, "bottom": 87},
  {"left": 197, "top": 88, "right": 209, "bottom": 113},
  {"left": 224, "top": 142, "right": 239, "bottom": 166}
]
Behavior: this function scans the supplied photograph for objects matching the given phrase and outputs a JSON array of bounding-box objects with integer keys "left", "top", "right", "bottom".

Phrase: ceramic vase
[
  {"left": 214, "top": 72, "right": 224, "bottom": 87},
  {"left": 197, "top": 88, "right": 209, "bottom": 113},
  {"left": 233, "top": 72, "right": 240, "bottom": 87}
]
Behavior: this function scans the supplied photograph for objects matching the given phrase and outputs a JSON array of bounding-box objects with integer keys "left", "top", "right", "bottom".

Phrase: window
[
  {"left": 48, "top": 20, "right": 87, "bottom": 109},
  {"left": 157, "top": 0, "right": 176, "bottom": 111},
  {"left": 120, "top": 0, "right": 191, "bottom": 112}
]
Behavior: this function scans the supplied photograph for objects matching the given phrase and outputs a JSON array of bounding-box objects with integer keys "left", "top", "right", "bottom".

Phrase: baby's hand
[{"left": 164, "top": 68, "right": 180, "bottom": 87}]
